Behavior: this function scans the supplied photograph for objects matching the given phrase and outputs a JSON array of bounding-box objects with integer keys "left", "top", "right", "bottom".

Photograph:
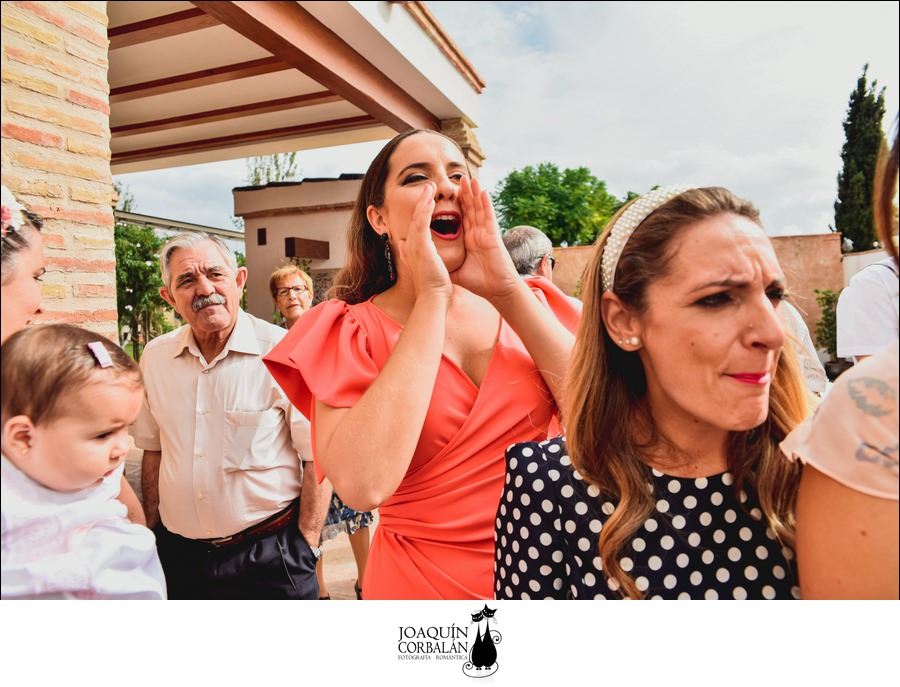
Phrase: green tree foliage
[
  {"left": 814, "top": 288, "right": 842, "bottom": 361},
  {"left": 114, "top": 222, "right": 167, "bottom": 361},
  {"left": 235, "top": 249, "right": 248, "bottom": 311},
  {"left": 113, "top": 182, "right": 171, "bottom": 360},
  {"left": 116, "top": 182, "right": 136, "bottom": 212},
  {"left": 834, "top": 64, "right": 886, "bottom": 253},
  {"left": 244, "top": 152, "right": 300, "bottom": 185},
  {"left": 491, "top": 163, "right": 621, "bottom": 246}
]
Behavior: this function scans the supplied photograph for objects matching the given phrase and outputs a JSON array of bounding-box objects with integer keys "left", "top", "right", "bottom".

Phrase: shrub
[{"left": 814, "top": 288, "right": 842, "bottom": 361}]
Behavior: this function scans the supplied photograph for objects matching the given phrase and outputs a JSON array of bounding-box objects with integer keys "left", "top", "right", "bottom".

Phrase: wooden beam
[
  {"left": 110, "top": 57, "right": 290, "bottom": 104},
  {"left": 111, "top": 115, "right": 381, "bottom": 165},
  {"left": 401, "top": 1, "right": 485, "bottom": 94},
  {"left": 192, "top": 1, "right": 439, "bottom": 132},
  {"left": 285, "top": 237, "right": 330, "bottom": 261},
  {"left": 239, "top": 201, "right": 355, "bottom": 221},
  {"left": 112, "top": 92, "right": 342, "bottom": 137},
  {"left": 109, "top": 8, "right": 221, "bottom": 50}
]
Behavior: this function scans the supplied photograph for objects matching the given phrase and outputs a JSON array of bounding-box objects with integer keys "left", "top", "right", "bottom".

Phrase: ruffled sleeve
[
  {"left": 780, "top": 340, "right": 899, "bottom": 500},
  {"left": 263, "top": 300, "right": 383, "bottom": 420},
  {"left": 524, "top": 275, "right": 582, "bottom": 334}
]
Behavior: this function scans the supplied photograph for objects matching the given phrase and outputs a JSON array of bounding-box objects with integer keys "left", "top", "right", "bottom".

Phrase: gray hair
[
  {"left": 159, "top": 232, "right": 238, "bottom": 288},
  {"left": 502, "top": 225, "right": 553, "bottom": 276}
]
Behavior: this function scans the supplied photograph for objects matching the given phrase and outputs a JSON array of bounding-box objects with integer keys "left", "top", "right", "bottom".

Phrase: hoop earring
[{"left": 381, "top": 233, "right": 395, "bottom": 283}]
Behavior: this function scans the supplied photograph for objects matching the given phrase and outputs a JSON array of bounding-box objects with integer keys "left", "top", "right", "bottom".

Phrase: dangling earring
[{"left": 381, "top": 233, "right": 395, "bottom": 282}]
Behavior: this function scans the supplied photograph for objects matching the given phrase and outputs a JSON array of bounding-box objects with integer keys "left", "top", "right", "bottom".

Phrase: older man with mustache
[{"left": 131, "top": 232, "right": 332, "bottom": 599}]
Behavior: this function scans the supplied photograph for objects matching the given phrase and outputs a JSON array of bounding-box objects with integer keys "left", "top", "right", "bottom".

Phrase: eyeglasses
[
  {"left": 547, "top": 255, "right": 556, "bottom": 269},
  {"left": 276, "top": 285, "right": 308, "bottom": 298}
]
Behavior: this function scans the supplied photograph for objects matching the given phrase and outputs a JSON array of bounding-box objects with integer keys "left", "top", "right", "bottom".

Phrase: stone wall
[{"left": 1, "top": 0, "right": 116, "bottom": 338}]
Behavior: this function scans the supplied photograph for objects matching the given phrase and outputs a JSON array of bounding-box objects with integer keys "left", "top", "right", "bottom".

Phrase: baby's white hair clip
[{"left": 87, "top": 341, "right": 113, "bottom": 368}]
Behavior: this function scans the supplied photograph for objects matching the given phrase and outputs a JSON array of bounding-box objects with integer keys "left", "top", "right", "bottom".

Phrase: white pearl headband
[{"left": 600, "top": 185, "right": 698, "bottom": 292}]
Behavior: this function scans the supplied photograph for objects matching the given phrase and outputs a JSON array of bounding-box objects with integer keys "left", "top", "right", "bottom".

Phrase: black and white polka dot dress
[{"left": 494, "top": 436, "right": 800, "bottom": 600}]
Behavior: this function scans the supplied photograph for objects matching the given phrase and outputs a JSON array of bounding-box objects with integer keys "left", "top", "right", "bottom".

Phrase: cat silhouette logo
[{"left": 462, "top": 604, "right": 501, "bottom": 678}]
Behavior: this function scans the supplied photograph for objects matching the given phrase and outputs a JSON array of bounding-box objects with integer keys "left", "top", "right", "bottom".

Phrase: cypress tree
[{"left": 834, "top": 64, "right": 886, "bottom": 252}]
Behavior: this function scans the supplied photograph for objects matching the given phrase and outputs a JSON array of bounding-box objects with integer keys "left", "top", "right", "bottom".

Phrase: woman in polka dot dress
[{"left": 495, "top": 187, "right": 811, "bottom": 600}]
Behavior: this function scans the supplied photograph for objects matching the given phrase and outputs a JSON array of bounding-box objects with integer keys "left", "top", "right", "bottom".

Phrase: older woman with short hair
[{"left": 269, "top": 264, "right": 314, "bottom": 328}]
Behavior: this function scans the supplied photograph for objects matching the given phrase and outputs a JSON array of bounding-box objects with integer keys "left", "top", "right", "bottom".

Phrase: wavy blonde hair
[{"left": 564, "top": 187, "right": 810, "bottom": 599}]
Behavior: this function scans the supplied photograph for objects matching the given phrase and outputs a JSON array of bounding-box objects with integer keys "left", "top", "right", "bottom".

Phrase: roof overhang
[{"left": 108, "top": 1, "right": 484, "bottom": 175}]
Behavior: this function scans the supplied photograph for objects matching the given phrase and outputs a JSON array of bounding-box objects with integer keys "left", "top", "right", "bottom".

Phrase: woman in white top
[{"left": 781, "top": 119, "right": 899, "bottom": 599}]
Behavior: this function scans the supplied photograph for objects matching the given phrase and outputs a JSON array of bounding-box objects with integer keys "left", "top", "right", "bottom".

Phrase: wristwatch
[{"left": 310, "top": 544, "right": 324, "bottom": 560}]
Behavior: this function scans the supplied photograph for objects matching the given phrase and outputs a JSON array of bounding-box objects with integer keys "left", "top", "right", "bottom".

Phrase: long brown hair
[
  {"left": 328, "top": 129, "right": 466, "bottom": 304},
  {"left": 874, "top": 115, "right": 899, "bottom": 264},
  {"left": 564, "top": 187, "right": 809, "bottom": 599}
]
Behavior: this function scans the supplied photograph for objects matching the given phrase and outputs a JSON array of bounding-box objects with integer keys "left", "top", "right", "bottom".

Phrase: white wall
[{"left": 234, "top": 178, "right": 362, "bottom": 321}]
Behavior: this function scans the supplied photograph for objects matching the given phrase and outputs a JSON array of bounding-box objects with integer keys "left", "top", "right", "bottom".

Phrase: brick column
[{"left": 1, "top": 0, "right": 117, "bottom": 339}]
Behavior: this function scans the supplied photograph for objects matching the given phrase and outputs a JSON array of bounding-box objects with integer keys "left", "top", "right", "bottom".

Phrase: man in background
[
  {"left": 836, "top": 253, "right": 899, "bottom": 364},
  {"left": 503, "top": 225, "right": 581, "bottom": 311},
  {"left": 503, "top": 225, "right": 557, "bottom": 282}
]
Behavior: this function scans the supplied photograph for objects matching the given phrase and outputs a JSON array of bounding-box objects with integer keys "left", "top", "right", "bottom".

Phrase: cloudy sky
[{"left": 115, "top": 0, "right": 900, "bottom": 238}]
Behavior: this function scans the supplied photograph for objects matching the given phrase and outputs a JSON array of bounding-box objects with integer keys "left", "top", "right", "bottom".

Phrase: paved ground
[{"left": 125, "top": 439, "right": 371, "bottom": 601}]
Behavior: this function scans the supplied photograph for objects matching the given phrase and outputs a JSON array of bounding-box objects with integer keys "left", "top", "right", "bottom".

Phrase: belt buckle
[{"left": 208, "top": 535, "right": 234, "bottom": 547}]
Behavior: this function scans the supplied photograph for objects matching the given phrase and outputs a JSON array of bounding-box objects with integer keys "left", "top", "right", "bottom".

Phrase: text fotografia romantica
[{"left": 397, "top": 625, "right": 468, "bottom": 660}]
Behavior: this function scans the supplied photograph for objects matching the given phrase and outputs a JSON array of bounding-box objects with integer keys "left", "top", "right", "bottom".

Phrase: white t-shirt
[{"left": 836, "top": 257, "right": 899, "bottom": 361}]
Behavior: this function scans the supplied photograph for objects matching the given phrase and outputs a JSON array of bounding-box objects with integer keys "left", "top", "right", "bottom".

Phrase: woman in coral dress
[{"left": 265, "top": 130, "right": 579, "bottom": 599}]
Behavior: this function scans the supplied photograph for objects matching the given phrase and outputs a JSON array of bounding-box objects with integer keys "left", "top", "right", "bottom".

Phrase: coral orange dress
[{"left": 264, "top": 279, "right": 580, "bottom": 599}]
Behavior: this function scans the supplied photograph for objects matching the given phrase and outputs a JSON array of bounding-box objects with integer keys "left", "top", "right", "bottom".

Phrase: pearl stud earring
[{"left": 628, "top": 336, "right": 639, "bottom": 346}]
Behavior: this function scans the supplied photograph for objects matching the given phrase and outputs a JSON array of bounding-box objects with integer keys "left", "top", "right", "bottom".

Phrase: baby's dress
[{"left": 1, "top": 456, "right": 166, "bottom": 599}]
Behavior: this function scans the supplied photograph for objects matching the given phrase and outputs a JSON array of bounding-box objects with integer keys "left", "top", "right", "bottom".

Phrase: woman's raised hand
[
  {"left": 395, "top": 183, "right": 453, "bottom": 301},
  {"left": 452, "top": 175, "right": 520, "bottom": 300}
]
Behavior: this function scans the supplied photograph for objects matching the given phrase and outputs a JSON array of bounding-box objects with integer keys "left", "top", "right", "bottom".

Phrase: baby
[{"left": 1, "top": 324, "right": 166, "bottom": 599}]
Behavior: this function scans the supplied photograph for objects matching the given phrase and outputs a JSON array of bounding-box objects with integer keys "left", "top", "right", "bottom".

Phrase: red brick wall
[
  {"left": 554, "top": 233, "right": 843, "bottom": 343},
  {"left": 771, "top": 233, "right": 843, "bottom": 337},
  {"left": 1, "top": 0, "right": 116, "bottom": 338}
]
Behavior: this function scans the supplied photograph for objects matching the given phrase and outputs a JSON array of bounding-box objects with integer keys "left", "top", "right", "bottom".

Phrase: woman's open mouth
[{"left": 430, "top": 213, "right": 461, "bottom": 240}]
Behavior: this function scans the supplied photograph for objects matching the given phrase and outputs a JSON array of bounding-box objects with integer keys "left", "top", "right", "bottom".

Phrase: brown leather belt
[{"left": 198, "top": 499, "right": 299, "bottom": 548}]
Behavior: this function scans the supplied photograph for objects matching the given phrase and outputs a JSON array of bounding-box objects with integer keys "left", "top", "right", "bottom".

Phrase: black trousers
[{"left": 154, "top": 517, "right": 319, "bottom": 600}]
